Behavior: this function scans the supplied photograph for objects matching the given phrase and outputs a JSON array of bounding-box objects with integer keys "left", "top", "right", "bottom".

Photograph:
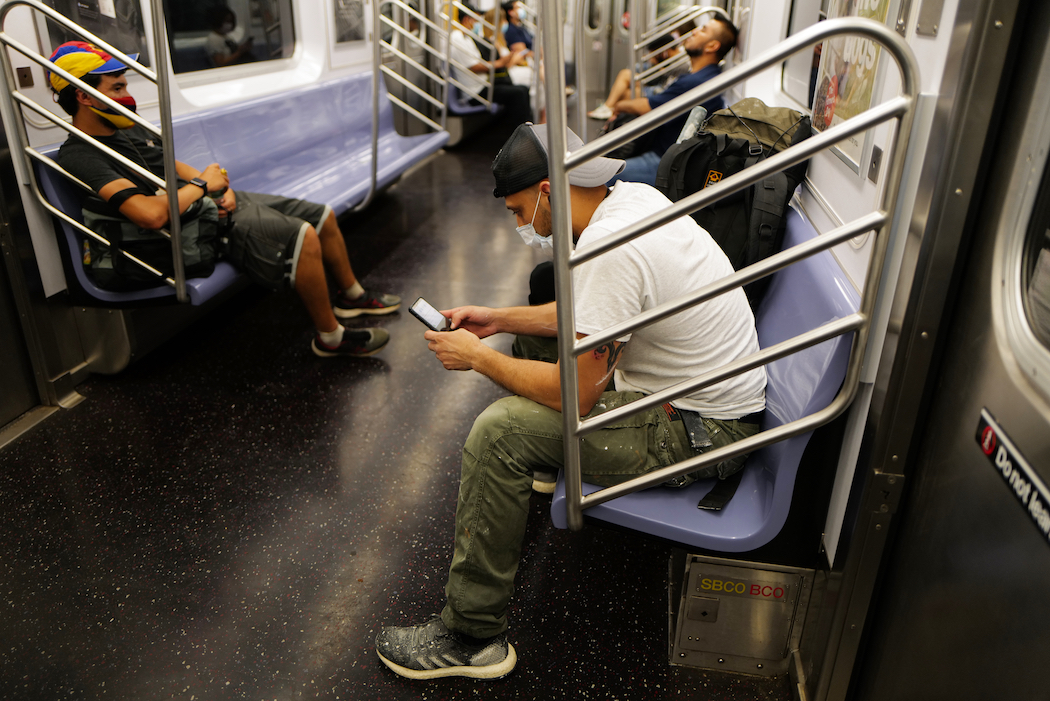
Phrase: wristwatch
[{"left": 189, "top": 177, "right": 209, "bottom": 194}]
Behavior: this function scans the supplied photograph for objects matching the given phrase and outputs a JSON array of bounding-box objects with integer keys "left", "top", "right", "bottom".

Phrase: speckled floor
[{"left": 0, "top": 120, "right": 791, "bottom": 700}]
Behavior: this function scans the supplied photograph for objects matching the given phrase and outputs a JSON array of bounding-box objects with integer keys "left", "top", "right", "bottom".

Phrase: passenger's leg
[
  {"left": 317, "top": 210, "right": 401, "bottom": 318},
  {"left": 491, "top": 83, "right": 532, "bottom": 125},
  {"left": 317, "top": 210, "right": 357, "bottom": 290},
  {"left": 227, "top": 194, "right": 389, "bottom": 357},
  {"left": 376, "top": 391, "right": 694, "bottom": 678}
]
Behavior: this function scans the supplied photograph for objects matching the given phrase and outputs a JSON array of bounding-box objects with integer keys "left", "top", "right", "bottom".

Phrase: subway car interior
[{"left": 2, "top": 0, "right": 1050, "bottom": 698}]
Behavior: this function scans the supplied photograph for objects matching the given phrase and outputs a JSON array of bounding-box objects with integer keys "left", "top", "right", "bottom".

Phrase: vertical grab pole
[
  {"left": 574, "top": 0, "right": 587, "bottom": 141},
  {"left": 354, "top": 0, "right": 382, "bottom": 212},
  {"left": 627, "top": 0, "right": 638, "bottom": 107},
  {"left": 539, "top": 0, "right": 584, "bottom": 531},
  {"left": 148, "top": 0, "right": 186, "bottom": 302}
]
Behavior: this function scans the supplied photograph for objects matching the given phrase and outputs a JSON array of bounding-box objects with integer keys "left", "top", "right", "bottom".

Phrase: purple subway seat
[
  {"left": 37, "top": 72, "right": 448, "bottom": 306},
  {"left": 447, "top": 83, "right": 503, "bottom": 116},
  {"left": 551, "top": 206, "right": 860, "bottom": 552}
]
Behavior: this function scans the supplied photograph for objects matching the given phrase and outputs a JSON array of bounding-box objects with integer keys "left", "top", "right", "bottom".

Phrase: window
[
  {"left": 781, "top": 0, "right": 829, "bottom": 109},
  {"left": 1021, "top": 161, "right": 1050, "bottom": 349},
  {"left": 41, "top": 0, "right": 150, "bottom": 66},
  {"left": 164, "top": 0, "right": 296, "bottom": 74},
  {"left": 336, "top": 0, "right": 366, "bottom": 44}
]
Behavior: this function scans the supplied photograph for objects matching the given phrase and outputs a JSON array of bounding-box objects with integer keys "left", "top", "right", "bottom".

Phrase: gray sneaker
[{"left": 375, "top": 617, "right": 517, "bottom": 680}]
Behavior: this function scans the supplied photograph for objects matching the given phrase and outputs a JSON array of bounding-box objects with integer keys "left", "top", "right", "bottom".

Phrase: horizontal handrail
[
  {"left": 573, "top": 210, "right": 887, "bottom": 356},
  {"left": 570, "top": 96, "right": 908, "bottom": 265},
  {"left": 0, "top": 0, "right": 190, "bottom": 300},
  {"left": 541, "top": 10, "right": 920, "bottom": 530}
]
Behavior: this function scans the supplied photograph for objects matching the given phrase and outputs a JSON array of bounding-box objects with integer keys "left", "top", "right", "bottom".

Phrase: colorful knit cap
[{"left": 47, "top": 41, "right": 138, "bottom": 93}]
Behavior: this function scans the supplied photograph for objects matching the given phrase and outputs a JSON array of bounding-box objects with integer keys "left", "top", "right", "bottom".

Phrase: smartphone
[{"left": 408, "top": 296, "right": 449, "bottom": 332}]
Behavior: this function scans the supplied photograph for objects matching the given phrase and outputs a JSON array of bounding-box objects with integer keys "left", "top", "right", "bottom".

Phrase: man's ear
[
  {"left": 706, "top": 39, "right": 722, "bottom": 56},
  {"left": 539, "top": 179, "right": 551, "bottom": 197},
  {"left": 75, "top": 87, "right": 94, "bottom": 107}
]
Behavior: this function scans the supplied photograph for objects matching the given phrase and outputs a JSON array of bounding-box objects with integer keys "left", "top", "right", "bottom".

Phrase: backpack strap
[{"left": 747, "top": 172, "right": 790, "bottom": 268}]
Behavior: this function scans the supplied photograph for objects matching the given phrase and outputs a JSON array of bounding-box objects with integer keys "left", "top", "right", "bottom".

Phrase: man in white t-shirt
[
  {"left": 375, "top": 123, "right": 766, "bottom": 681},
  {"left": 448, "top": 2, "right": 530, "bottom": 124}
]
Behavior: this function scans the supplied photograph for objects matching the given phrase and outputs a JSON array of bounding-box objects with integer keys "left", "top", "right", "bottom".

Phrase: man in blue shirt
[
  {"left": 501, "top": 1, "right": 533, "bottom": 55},
  {"left": 609, "top": 17, "right": 738, "bottom": 187}
]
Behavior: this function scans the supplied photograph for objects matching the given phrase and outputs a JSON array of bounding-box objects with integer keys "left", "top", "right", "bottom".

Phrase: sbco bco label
[
  {"left": 977, "top": 409, "right": 1050, "bottom": 549},
  {"left": 697, "top": 575, "right": 789, "bottom": 603}
]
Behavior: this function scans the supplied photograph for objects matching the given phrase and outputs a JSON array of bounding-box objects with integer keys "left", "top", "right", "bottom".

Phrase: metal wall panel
[{"left": 855, "top": 1, "right": 1050, "bottom": 697}]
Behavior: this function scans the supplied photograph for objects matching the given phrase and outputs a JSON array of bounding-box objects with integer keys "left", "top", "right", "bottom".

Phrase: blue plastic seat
[
  {"left": 551, "top": 206, "right": 860, "bottom": 552},
  {"left": 447, "top": 82, "right": 501, "bottom": 116},
  {"left": 37, "top": 72, "right": 448, "bottom": 306}
]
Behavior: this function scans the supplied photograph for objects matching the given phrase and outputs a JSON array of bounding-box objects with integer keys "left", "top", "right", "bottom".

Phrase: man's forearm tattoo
[{"left": 593, "top": 342, "right": 626, "bottom": 373}]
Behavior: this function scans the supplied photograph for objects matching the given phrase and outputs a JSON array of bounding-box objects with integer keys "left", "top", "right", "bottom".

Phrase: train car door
[
  {"left": 848, "top": 1, "right": 1050, "bottom": 697},
  {"left": 0, "top": 121, "right": 42, "bottom": 437}
]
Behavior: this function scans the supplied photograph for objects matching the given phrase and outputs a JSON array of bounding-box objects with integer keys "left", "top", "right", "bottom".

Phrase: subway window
[
  {"left": 40, "top": 0, "right": 150, "bottom": 65},
  {"left": 165, "top": 0, "right": 296, "bottom": 74},
  {"left": 781, "top": 0, "right": 829, "bottom": 109},
  {"left": 335, "top": 0, "right": 366, "bottom": 43},
  {"left": 1021, "top": 158, "right": 1050, "bottom": 349}
]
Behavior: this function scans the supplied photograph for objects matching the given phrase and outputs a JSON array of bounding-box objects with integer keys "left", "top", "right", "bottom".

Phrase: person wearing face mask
[
  {"left": 500, "top": 1, "right": 533, "bottom": 57},
  {"left": 374, "top": 123, "right": 765, "bottom": 680},
  {"left": 448, "top": 2, "right": 530, "bottom": 124},
  {"left": 49, "top": 42, "right": 399, "bottom": 358},
  {"left": 204, "top": 6, "right": 255, "bottom": 68}
]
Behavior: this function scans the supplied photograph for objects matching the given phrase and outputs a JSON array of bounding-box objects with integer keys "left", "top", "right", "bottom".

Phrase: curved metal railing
[
  {"left": 539, "top": 12, "right": 920, "bottom": 530},
  {"left": 0, "top": 0, "right": 190, "bottom": 299}
]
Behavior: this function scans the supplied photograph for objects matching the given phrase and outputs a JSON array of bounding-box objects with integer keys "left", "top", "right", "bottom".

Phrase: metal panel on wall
[{"left": 854, "top": 1, "right": 1050, "bottom": 697}]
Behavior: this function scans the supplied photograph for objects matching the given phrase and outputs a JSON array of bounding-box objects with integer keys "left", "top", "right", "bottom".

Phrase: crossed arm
[
  {"left": 96, "top": 160, "right": 230, "bottom": 230},
  {"left": 424, "top": 301, "right": 626, "bottom": 415}
]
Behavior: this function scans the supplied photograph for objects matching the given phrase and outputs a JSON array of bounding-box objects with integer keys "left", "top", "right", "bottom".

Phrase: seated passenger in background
[
  {"left": 205, "top": 6, "right": 255, "bottom": 68},
  {"left": 501, "top": 1, "right": 533, "bottom": 57},
  {"left": 449, "top": 2, "right": 531, "bottom": 124},
  {"left": 374, "top": 123, "right": 766, "bottom": 680},
  {"left": 48, "top": 42, "right": 399, "bottom": 358},
  {"left": 587, "top": 34, "right": 687, "bottom": 120},
  {"left": 609, "top": 17, "right": 737, "bottom": 187}
]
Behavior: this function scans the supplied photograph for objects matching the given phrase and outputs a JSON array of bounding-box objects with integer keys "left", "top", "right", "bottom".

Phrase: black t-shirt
[{"left": 55, "top": 125, "right": 171, "bottom": 216}]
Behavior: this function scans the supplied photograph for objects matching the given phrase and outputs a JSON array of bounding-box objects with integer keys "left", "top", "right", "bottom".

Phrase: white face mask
[{"left": 516, "top": 189, "right": 554, "bottom": 259}]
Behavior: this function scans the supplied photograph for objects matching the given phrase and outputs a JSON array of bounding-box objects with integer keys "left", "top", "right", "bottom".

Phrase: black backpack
[{"left": 655, "top": 98, "right": 812, "bottom": 307}]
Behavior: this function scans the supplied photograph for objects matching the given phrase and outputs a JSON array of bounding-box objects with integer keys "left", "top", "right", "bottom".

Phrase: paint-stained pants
[{"left": 440, "top": 336, "right": 759, "bottom": 638}]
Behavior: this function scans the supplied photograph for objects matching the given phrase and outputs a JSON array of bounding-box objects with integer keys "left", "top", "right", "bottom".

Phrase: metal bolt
[
  {"left": 757, "top": 664, "right": 764, "bottom": 669},
  {"left": 880, "top": 504, "right": 889, "bottom": 513},
  {"left": 888, "top": 476, "right": 896, "bottom": 485},
  {"left": 921, "top": 331, "right": 929, "bottom": 339},
  {"left": 876, "top": 524, "right": 883, "bottom": 530},
  {"left": 995, "top": 20, "right": 1004, "bottom": 29},
  {"left": 718, "top": 658, "right": 725, "bottom": 664},
  {"left": 955, "top": 188, "right": 963, "bottom": 196},
  {"left": 891, "top": 455, "right": 899, "bottom": 462}
]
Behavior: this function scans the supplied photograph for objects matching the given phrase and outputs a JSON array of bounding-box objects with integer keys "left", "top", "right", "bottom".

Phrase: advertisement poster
[{"left": 811, "top": 0, "right": 892, "bottom": 167}]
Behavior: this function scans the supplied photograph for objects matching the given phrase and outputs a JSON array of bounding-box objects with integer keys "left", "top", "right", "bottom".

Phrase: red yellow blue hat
[{"left": 47, "top": 41, "right": 139, "bottom": 93}]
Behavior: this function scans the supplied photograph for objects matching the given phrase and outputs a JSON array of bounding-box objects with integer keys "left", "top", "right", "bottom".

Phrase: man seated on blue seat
[
  {"left": 374, "top": 123, "right": 766, "bottom": 680},
  {"left": 48, "top": 41, "right": 398, "bottom": 358},
  {"left": 610, "top": 16, "right": 737, "bottom": 187}
]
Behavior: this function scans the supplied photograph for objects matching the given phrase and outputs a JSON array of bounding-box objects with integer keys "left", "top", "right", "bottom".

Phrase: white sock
[
  {"left": 344, "top": 281, "right": 365, "bottom": 300},
  {"left": 318, "top": 325, "right": 345, "bottom": 347}
]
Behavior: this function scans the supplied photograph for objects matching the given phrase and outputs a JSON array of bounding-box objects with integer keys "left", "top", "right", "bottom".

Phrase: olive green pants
[{"left": 440, "top": 336, "right": 759, "bottom": 638}]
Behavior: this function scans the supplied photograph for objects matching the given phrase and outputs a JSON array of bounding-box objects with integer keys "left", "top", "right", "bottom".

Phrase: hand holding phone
[{"left": 409, "top": 297, "right": 450, "bottom": 332}]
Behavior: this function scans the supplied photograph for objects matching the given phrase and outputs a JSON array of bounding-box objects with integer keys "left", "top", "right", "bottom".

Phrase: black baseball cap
[{"left": 491, "top": 123, "right": 625, "bottom": 198}]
